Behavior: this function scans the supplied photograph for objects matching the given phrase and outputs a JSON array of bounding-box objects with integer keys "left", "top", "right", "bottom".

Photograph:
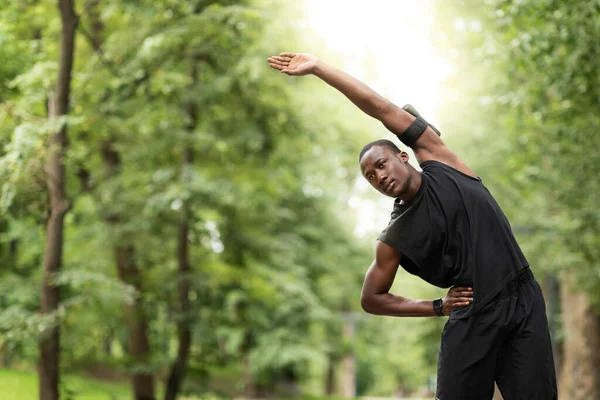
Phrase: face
[{"left": 359, "top": 146, "right": 411, "bottom": 198}]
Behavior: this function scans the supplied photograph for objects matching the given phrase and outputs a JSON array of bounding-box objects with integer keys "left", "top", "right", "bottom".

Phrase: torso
[{"left": 378, "top": 160, "right": 529, "bottom": 318}]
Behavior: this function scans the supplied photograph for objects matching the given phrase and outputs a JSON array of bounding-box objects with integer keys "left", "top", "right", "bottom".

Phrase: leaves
[
  {"left": 435, "top": 0, "right": 600, "bottom": 301},
  {"left": 0, "top": 0, "right": 380, "bottom": 394}
]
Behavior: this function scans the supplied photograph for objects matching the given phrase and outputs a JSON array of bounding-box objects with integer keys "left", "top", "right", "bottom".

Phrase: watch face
[{"left": 433, "top": 299, "right": 443, "bottom": 315}]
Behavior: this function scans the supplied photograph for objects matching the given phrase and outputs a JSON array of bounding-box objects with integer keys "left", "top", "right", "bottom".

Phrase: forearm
[
  {"left": 361, "top": 293, "right": 437, "bottom": 317},
  {"left": 312, "top": 61, "right": 389, "bottom": 119}
]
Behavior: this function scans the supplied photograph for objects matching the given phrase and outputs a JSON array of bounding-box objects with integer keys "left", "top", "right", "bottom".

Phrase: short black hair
[{"left": 358, "top": 139, "right": 401, "bottom": 162}]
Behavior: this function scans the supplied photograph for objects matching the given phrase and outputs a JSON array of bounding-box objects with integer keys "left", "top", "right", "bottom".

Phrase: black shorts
[{"left": 436, "top": 269, "right": 557, "bottom": 400}]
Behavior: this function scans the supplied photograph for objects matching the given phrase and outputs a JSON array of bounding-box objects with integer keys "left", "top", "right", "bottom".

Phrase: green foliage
[
  {"left": 0, "top": 0, "right": 386, "bottom": 396},
  {"left": 434, "top": 0, "right": 600, "bottom": 303},
  {"left": 8, "top": 0, "right": 583, "bottom": 396}
]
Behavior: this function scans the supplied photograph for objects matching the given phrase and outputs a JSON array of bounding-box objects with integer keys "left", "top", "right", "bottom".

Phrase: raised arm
[
  {"left": 361, "top": 241, "right": 473, "bottom": 317},
  {"left": 267, "top": 52, "right": 476, "bottom": 177},
  {"left": 269, "top": 52, "right": 390, "bottom": 119}
]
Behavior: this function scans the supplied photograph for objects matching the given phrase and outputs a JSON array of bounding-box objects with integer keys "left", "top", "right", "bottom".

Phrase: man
[{"left": 267, "top": 52, "right": 557, "bottom": 400}]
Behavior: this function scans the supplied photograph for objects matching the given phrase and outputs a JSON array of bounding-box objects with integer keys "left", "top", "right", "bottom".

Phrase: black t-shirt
[{"left": 378, "top": 160, "right": 529, "bottom": 318}]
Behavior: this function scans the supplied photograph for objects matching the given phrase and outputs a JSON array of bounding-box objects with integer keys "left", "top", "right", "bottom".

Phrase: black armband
[
  {"left": 399, "top": 116, "right": 428, "bottom": 148},
  {"left": 401, "top": 103, "right": 442, "bottom": 139}
]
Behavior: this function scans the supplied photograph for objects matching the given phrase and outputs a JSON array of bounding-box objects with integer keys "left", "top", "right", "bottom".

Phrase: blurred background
[{"left": 0, "top": 0, "right": 598, "bottom": 399}]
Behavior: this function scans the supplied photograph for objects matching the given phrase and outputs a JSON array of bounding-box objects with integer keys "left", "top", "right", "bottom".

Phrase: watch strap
[{"left": 433, "top": 298, "right": 444, "bottom": 317}]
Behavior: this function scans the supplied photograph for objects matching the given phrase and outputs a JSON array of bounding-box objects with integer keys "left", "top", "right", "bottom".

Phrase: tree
[
  {"left": 434, "top": 1, "right": 600, "bottom": 397},
  {"left": 40, "top": 1, "right": 78, "bottom": 399},
  {"left": 1, "top": 1, "right": 425, "bottom": 397},
  {"left": 163, "top": 17, "right": 200, "bottom": 400}
]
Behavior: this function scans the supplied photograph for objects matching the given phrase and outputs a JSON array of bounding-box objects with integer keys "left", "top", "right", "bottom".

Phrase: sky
[{"left": 302, "top": 0, "right": 453, "bottom": 237}]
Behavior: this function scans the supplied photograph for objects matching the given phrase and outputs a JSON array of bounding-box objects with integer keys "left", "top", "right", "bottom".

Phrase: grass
[
  {"left": 0, "top": 368, "right": 402, "bottom": 400},
  {"left": 0, "top": 369, "right": 132, "bottom": 400}
]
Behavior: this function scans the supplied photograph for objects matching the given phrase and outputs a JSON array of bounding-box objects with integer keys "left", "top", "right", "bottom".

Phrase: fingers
[
  {"left": 267, "top": 57, "right": 288, "bottom": 67},
  {"left": 446, "top": 298, "right": 472, "bottom": 313},
  {"left": 268, "top": 56, "right": 290, "bottom": 64},
  {"left": 279, "top": 52, "right": 296, "bottom": 59},
  {"left": 447, "top": 297, "right": 472, "bottom": 305},
  {"left": 450, "top": 287, "right": 473, "bottom": 297},
  {"left": 442, "top": 286, "right": 475, "bottom": 316},
  {"left": 448, "top": 301, "right": 470, "bottom": 309},
  {"left": 453, "top": 287, "right": 472, "bottom": 292},
  {"left": 267, "top": 56, "right": 293, "bottom": 74}
]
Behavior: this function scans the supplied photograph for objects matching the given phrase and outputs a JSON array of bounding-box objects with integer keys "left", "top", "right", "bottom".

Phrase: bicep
[
  {"left": 362, "top": 240, "right": 402, "bottom": 296},
  {"left": 378, "top": 102, "right": 477, "bottom": 179}
]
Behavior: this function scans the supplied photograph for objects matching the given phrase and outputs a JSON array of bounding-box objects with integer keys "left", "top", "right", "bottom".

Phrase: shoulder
[
  {"left": 420, "top": 159, "right": 482, "bottom": 183},
  {"left": 375, "top": 239, "right": 402, "bottom": 264},
  {"left": 414, "top": 140, "right": 478, "bottom": 179},
  {"left": 379, "top": 194, "right": 429, "bottom": 247}
]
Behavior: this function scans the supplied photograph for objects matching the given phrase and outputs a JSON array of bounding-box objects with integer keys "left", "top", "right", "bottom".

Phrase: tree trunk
[
  {"left": 100, "top": 142, "right": 155, "bottom": 399},
  {"left": 163, "top": 217, "right": 192, "bottom": 400},
  {"left": 242, "top": 354, "right": 257, "bottom": 399},
  {"left": 115, "top": 244, "right": 156, "bottom": 400},
  {"left": 544, "top": 272, "right": 562, "bottom": 377},
  {"left": 558, "top": 278, "right": 600, "bottom": 400},
  {"left": 87, "top": 2, "right": 155, "bottom": 397},
  {"left": 9, "top": 239, "right": 18, "bottom": 263},
  {"left": 163, "top": 206, "right": 192, "bottom": 400},
  {"left": 103, "top": 330, "right": 113, "bottom": 357},
  {"left": 341, "top": 317, "right": 356, "bottom": 398},
  {"left": 164, "top": 59, "right": 198, "bottom": 400},
  {"left": 325, "top": 354, "right": 336, "bottom": 395},
  {"left": 0, "top": 341, "right": 8, "bottom": 368},
  {"left": 39, "top": 2, "right": 77, "bottom": 400},
  {"left": 278, "top": 367, "right": 300, "bottom": 396}
]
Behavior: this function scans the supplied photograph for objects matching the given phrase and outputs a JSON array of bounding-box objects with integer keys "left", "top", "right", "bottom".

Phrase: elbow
[
  {"left": 360, "top": 293, "right": 377, "bottom": 315},
  {"left": 360, "top": 295, "right": 370, "bottom": 313}
]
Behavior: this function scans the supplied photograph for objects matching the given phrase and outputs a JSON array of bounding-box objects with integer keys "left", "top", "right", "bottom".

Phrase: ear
[{"left": 399, "top": 151, "right": 410, "bottom": 163}]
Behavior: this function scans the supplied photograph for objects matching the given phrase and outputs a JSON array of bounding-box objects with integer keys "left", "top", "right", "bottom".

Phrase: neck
[{"left": 398, "top": 169, "right": 422, "bottom": 203}]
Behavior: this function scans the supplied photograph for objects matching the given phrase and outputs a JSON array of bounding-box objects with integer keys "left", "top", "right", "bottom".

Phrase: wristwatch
[{"left": 433, "top": 298, "right": 444, "bottom": 317}]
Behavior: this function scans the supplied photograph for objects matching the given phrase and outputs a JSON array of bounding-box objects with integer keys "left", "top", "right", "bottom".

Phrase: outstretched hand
[
  {"left": 267, "top": 52, "right": 320, "bottom": 76},
  {"left": 442, "top": 286, "right": 473, "bottom": 316}
]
